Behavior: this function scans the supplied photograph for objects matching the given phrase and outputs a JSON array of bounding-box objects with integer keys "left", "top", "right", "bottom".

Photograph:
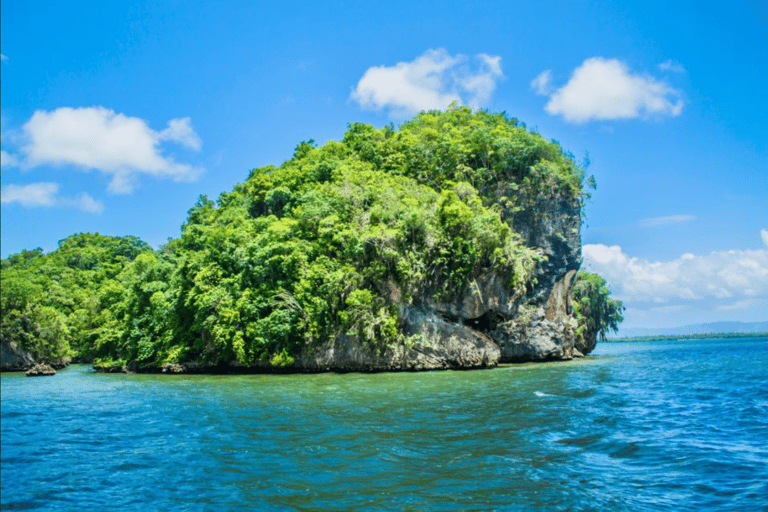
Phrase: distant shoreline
[{"left": 606, "top": 332, "right": 768, "bottom": 342}]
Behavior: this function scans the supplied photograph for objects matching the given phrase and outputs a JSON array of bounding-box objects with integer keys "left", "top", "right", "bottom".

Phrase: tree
[{"left": 572, "top": 271, "right": 625, "bottom": 354}]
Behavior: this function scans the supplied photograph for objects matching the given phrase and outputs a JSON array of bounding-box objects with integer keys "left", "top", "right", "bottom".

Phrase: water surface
[{"left": 2, "top": 337, "right": 767, "bottom": 510}]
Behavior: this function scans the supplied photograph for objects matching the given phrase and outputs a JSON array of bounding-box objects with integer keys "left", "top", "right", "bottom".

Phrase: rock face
[
  {"left": 504, "top": 191, "right": 582, "bottom": 361},
  {"left": 298, "top": 306, "right": 500, "bottom": 372},
  {"left": 574, "top": 327, "right": 599, "bottom": 357},
  {"left": 287, "top": 190, "right": 585, "bottom": 372},
  {"left": 1, "top": 337, "right": 37, "bottom": 372}
]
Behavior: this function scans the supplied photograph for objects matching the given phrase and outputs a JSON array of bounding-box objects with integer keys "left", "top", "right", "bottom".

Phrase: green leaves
[
  {"left": 573, "top": 271, "right": 625, "bottom": 341},
  {"left": 0, "top": 233, "right": 154, "bottom": 364}
]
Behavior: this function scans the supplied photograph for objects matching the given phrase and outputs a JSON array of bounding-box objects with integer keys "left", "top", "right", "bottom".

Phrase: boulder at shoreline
[{"left": 25, "top": 364, "right": 57, "bottom": 377}]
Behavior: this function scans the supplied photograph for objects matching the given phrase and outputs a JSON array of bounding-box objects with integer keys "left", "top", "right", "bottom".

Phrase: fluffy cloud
[
  {"left": 351, "top": 49, "right": 504, "bottom": 118},
  {"left": 762, "top": 229, "right": 768, "bottom": 248},
  {"left": 1, "top": 182, "right": 59, "bottom": 207},
  {"left": 7, "top": 107, "right": 202, "bottom": 193},
  {"left": 534, "top": 57, "right": 684, "bottom": 123},
  {"left": 1, "top": 182, "right": 104, "bottom": 213},
  {"left": 582, "top": 240, "right": 768, "bottom": 304},
  {"left": 639, "top": 214, "right": 695, "bottom": 227}
]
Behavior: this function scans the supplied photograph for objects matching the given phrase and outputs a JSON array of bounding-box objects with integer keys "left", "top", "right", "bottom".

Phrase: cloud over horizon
[
  {"left": 533, "top": 57, "right": 684, "bottom": 123},
  {"left": 3, "top": 107, "right": 203, "bottom": 194},
  {"left": 351, "top": 49, "right": 504, "bottom": 118},
  {"left": 582, "top": 238, "right": 768, "bottom": 305}
]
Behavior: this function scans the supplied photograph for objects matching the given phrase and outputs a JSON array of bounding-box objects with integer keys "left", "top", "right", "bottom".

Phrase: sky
[{"left": 1, "top": 0, "right": 766, "bottom": 331}]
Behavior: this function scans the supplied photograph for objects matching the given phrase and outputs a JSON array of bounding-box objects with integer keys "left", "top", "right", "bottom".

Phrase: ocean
[{"left": 2, "top": 337, "right": 767, "bottom": 511}]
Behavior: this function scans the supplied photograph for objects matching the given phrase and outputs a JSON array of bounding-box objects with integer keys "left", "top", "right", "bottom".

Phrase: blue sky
[{"left": 2, "top": 0, "right": 766, "bottom": 330}]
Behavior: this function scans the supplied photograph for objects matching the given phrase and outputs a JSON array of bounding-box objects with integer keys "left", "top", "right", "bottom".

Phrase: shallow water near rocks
[{"left": 2, "top": 337, "right": 767, "bottom": 511}]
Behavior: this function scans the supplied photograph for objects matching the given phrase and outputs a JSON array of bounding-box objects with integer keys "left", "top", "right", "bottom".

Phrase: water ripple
[{"left": 2, "top": 337, "right": 768, "bottom": 510}]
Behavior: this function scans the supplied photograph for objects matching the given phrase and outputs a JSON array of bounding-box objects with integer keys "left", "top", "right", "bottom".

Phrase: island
[{"left": 1, "top": 107, "right": 624, "bottom": 374}]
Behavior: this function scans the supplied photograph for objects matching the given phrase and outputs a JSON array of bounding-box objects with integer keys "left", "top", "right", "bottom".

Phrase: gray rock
[
  {"left": 493, "top": 307, "right": 576, "bottom": 362},
  {"left": 25, "top": 364, "right": 56, "bottom": 377},
  {"left": 574, "top": 328, "right": 599, "bottom": 356},
  {"left": 296, "top": 306, "right": 499, "bottom": 372},
  {"left": 1, "top": 337, "right": 37, "bottom": 372}
]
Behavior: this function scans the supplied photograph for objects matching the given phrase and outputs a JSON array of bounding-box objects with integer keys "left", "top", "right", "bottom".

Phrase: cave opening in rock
[
  {"left": 464, "top": 311, "right": 504, "bottom": 333},
  {"left": 439, "top": 312, "right": 460, "bottom": 324}
]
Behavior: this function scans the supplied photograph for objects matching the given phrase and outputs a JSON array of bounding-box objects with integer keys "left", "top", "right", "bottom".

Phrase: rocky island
[{"left": 1, "top": 107, "right": 623, "bottom": 374}]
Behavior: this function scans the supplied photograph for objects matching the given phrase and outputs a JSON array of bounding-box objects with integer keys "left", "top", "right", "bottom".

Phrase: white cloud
[
  {"left": 639, "top": 214, "right": 695, "bottom": 227},
  {"left": 350, "top": 48, "right": 504, "bottom": 118},
  {"left": 15, "top": 106, "right": 202, "bottom": 193},
  {"left": 582, "top": 240, "right": 768, "bottom": 304},
  {"left": 659, "top": 59, "right": 686, "bottom": 73},
  {"left": 158, "top": 117, "right": 202, "bottom": 150},
  {"left": 1, "top": 182, "right": 59, "bottom": 207},
  {"left": 761, "top": 229, "right": 768, "bottom": 248},
  {"left": 538, "top": 57, "right": 684, "bottom": 123},
  {"left": 530, "top": 70, "right": 552, "bottom": 96},
  {"left": 1, "top": 149, "right": 21, "bottom": 168},
  {"left": 1, "top": 182, "right": 105, "bottom": 213}
]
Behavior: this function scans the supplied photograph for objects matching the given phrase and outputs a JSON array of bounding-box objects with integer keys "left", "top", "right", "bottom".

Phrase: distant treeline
[{"left": 607, "top": 332, "right": 768, "bottom": 342}]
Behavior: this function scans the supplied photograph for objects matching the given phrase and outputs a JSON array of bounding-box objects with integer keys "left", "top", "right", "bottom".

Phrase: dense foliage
[
  {"left": 2, "top": 107, "right": 620, "bottom": 369},
  {"left": 1, "top": 234, "right": 151, "bottom": 363},
  {"left": 572, "top": 271, "right": 625, "bottom": 342}
]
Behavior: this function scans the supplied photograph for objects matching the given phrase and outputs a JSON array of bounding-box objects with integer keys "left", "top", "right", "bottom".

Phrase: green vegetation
[
  {"left": 2, "top": 107, "right": 620, "bottom": 370},
  {"left": 1, "top": 234, "right": 152, "bottom": 364},
  {"left": 572, "top": 271, "right": 625, "bottom": 342}
]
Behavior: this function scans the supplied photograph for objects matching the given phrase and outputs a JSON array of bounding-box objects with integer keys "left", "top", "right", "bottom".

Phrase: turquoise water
[{"left": 2, "top": 337, "right": 767, "bottom": 511}]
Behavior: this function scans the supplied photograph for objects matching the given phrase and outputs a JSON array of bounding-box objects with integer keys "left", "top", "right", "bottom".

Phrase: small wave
[
  {"left": 570, "top": 388, "right": 597, "bottom": 399},
  {"left": 534, "top": 391, "right": 550, "bottom": 397},
  {"left": 556, "top": 434, "right": 603, "bottom": 446},
  {"left": 609, "top": 442, "right": 640, "bottom": 459},
  {"left": 113, "top": 462, "right": 150, "bottom": 471}
]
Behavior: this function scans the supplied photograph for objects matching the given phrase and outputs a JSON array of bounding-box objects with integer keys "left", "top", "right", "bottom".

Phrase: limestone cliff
[{"left": 286, "top": 190, "right": 584, "bottom": 372}]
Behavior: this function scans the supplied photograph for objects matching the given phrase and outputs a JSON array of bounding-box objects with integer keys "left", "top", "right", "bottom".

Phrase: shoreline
[{"left": 605, "top": 332, "right": 767, "bottom": 343}]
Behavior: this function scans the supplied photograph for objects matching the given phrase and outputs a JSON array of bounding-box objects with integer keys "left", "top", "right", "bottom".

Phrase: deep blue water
[{"left": 2, "top": 337, "right": 767, "bottom": 511}]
